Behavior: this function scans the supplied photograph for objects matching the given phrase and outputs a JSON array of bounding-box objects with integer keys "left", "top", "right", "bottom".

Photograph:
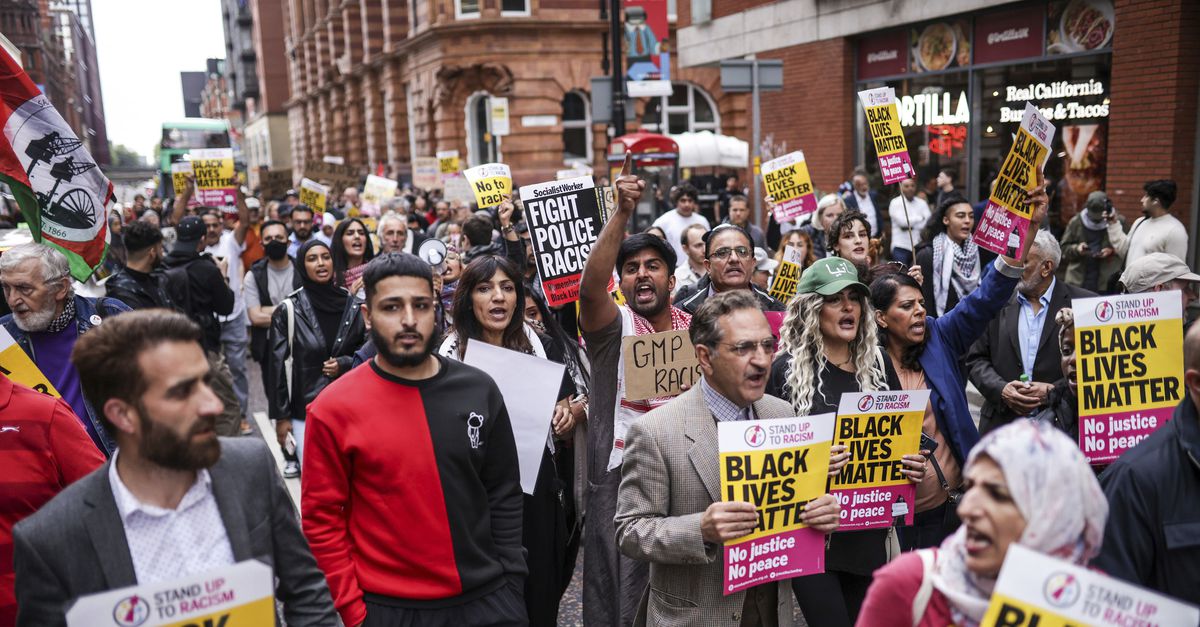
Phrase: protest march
[{"left": 2, "top": 0, "right": 1200, "bottom": 626}]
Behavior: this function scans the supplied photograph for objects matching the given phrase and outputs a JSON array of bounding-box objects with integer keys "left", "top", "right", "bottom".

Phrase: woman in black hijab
[{"left": 268, "top": 239, "right": 367, "bottom": 465}]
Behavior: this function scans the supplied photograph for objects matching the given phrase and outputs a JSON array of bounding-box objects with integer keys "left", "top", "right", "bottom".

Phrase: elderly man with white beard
[{"left": 0, "top": 243, "right": 130, "bottom": 456}]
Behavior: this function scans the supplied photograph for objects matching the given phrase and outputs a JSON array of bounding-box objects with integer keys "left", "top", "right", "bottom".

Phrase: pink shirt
[{"left": 857, "top": 552, "right": 955, "bottom": 627}]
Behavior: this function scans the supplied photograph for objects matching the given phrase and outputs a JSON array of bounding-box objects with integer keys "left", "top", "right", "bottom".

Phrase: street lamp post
[{"left": 609, "top": 0, "right": 626, "bottom": 138}]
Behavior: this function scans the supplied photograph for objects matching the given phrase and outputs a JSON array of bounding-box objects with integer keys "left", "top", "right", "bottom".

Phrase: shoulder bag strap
[
  {"left": 911, "top": 548, "right": 938, "bottom": 627},
  {"left": 283, "top": 299, "right": 295, "bottom": 394}
]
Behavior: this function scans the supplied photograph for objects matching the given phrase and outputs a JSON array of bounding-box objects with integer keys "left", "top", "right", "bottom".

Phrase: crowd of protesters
[{"left": 0, "top": 156, "right": 1196, "bottom": 627}]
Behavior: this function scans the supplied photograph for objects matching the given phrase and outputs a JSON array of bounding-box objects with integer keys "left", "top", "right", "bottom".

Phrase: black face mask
[{"left": 264, "top": 239, "right": 289, "bottom": 261}]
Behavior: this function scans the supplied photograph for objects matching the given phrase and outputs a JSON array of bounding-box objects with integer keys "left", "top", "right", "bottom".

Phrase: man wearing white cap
[{"left": 1120, "top": 252, "right": 1200, "bottom": 313}]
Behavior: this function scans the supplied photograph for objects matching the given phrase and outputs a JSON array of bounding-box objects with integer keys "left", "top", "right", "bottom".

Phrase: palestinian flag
[{"left": 0, "top": 46, "right": 110, "bottom": 281}]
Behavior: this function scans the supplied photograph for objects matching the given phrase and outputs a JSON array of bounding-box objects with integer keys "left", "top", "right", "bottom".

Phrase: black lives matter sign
[{"left": 519, "top": 175, "right": 605, "bottom": 306}]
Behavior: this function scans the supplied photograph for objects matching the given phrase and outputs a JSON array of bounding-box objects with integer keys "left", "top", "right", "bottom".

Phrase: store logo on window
[{"left": 898, "top": 91, "right": 969, "bottom": 128}]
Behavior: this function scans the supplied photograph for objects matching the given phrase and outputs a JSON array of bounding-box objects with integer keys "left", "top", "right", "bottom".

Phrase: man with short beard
[
  {"left": 0, "top": 243, "right": 131, "bottom": 456},
  {"left": 12, "top": 310, "right": 338, "bottom": 626},
  {"left": 577, "top": 159, "right": 687, "bottom": 626},
  {"left": 288, "top": 205, "right": 331, "bottom": 258},
  {"left": 673, "top": 224, "right": 786, "bottom": 316},
  {"left": 302, "top": 253, "right": 527, "bottom": 627}
]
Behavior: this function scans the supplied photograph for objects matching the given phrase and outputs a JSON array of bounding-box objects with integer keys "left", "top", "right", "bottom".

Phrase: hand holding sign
[
  {"left": 799, "top": 493, "right": 841, "bottom": 534},
  {"left": 702, "top": 501, "right": 759, "bottom": 543}
]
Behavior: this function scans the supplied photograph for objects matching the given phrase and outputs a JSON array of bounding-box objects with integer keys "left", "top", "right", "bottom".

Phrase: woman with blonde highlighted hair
[{"left": 766, "top": 256, "right": 927, "bottom": 626}]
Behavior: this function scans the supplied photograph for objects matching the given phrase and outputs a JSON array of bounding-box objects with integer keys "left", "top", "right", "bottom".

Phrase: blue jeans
[
  {"left": 220, "top": 310, "right": 250, "bottom": 416},
  {"left": 292, "top": 418, "right": 307, "bottom": 463}
]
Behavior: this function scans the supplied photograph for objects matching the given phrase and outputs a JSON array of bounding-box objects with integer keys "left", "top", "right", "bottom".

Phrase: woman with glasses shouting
[
  {"left": 765, "top": 256, "right": 928, "bottom": 627},
  {"left": 673, "top": 224, "right": 787, "bottom": 315}
]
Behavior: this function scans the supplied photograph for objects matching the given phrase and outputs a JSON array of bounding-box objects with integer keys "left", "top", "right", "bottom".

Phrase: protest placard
[
  {"left": 65, "top": 560, "right": 275, "bottom": 627},
  {"left": 361, "top": 174, "right": 398, "bottom": 215},
  {"left": 298, "top": 178, "right": 328, "bottom": 214},
  {"left": 437, "top": 150, "right": 460, "bottom": 184},
  {"left": 621, "top": 330, "right": 699, "bottom": 401},
  {"left": 302, "top": 160, "right": 360, "bottom": 191},
  {"left": 413, "top": 156, "right": 440, "bottom": 190},
  {"left": 170, "top": 161, "right": 192, "bottom": 196},
  {"left": 463, "top": 340, "right": 566, "bottom": 494},
  {"left": 189, "top": 148, "right": 236, "bottom": 208},
  {"left": 463, "top": 163, "right": 512, "bottom": 208},
  {"left": 719, "top": 414, "right": 835, "bottom": 595},
  {"left": 258, "top": 168, "right": 293, "bottom": 200},
  {"left": 0, "top": 325, "right": 58, "bottom": 396},
  {"left": 519, "top": 175, "right": 606, "bottom": 306},
  {"left": 1073, "top": 292, "right": 1183, "bottom": 465},
  {"left": 768, "top": 245, "right": 804, "bottom": 304},
  {"left": 858, "top": 87, "right": 916, "bottom": 185},
  {"left": 973, "top": 102, "right": 1055, "bottom": 258},
  {"left": 981, "top": 544, "right": 1198, "bottom": 627},
  {"left": 830, "top": 390, "right": 930, "bottom": 530},
  {"left": 442, "top": 174, "right": 475, "bottom": 205},
  {"left": 761, "top": 152, "right": 817, "bottom": 222}
]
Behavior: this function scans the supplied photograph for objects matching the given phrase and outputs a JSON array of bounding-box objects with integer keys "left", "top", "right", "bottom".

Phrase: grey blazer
[
  {"left": 12, "top": 437, "right": 338, "bottom": 627},
  {"left": 615, "top": 386, "right": 797, "bottom": 626}
]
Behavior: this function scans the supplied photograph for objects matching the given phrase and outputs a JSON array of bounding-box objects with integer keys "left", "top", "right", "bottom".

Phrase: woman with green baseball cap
[{"left": 766, "top": 255, "right": 929, "bottom": 626}]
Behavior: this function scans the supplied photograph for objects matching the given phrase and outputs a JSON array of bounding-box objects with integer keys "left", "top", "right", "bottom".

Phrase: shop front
[{"left": 855, "top": 0, "right": 1115, "bottom": 227}]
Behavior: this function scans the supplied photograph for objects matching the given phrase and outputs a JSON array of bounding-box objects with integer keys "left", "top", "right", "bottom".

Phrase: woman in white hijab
[{"left": 855, "top": 419, "right": 1108, "bottom": 627}]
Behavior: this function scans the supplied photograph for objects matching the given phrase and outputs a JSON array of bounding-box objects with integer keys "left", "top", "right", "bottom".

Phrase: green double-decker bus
[{"left": 158, "top": 118, "right": 231, "bottom": 198}]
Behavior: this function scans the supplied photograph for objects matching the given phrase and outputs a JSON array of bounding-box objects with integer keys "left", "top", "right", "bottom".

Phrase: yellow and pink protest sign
[
  {"left": 761, "top": 151, "right": 817, "bottom": 222},
  {"left": 830, "top": 390, "right": 929, "bottom": 530},
  {"left": 189, "top": 148, "right": 236, "bottom": 209},
  {"left": 858, "top": 87, "right": 916, "bottom": 185},
  {"left": 1073, "top": 291, "right": 1183, "bottom": 465},
  {"left": 719, "top": 414, "right": 834, "bottom": 594},
  {"left": 974, "top": 102, "right": 1055, "bottom": 257}
]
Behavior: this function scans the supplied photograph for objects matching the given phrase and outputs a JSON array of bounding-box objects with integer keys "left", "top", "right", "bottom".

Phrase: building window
[
  {"left": 640, "top": 82, "right": 719, "bottom": 135},
  {"left": 501, "top": 0, "right": 529, "bottom": 16},
  {"left": 562, "top": 91, "right": 592, "bottom": 164},
  {"left": 456, "top": 0, "right": 480, "bottom": 19},
  {"left": 465, "top": 91, "right": 498, "bottom": 166}
]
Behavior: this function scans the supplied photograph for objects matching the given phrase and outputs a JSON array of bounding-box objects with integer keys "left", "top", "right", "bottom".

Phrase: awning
[{"left": 669, "top": 131, "right": 749, "bottom": 168}]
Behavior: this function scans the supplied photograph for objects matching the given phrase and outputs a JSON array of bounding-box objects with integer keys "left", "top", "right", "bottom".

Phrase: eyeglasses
[
  {"left": 710, "top": 246, "right": 751, "bottom": 260},
  {"left": 719, "top": 338, "right": 778, "bottom": 357}
]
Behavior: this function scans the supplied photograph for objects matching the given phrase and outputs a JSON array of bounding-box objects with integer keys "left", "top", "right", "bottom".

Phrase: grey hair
[
  {"left": 1032, "top": 229, "right": 1061, "bottom": 269},
  {"left": 690, "top": 290, "right": 762, "bottom": 349},
  {"left": 0, "top": 243, "right": 72, "bottom": 283},
  {"left": 377, "top": 211, "right": 406, "bottom": 236}
]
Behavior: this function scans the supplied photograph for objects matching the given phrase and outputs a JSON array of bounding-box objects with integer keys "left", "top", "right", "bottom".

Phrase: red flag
[{"left": 0, "top": 46, "right": 110, "bottom": 281}]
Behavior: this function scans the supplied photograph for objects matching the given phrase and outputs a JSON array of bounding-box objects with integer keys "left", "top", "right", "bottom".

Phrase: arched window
[
  {"left": 561, "top": 91, "right": 592, "bottom": 164},
  {"left": 465, "top": 91, "right": 498, "bottom": 166},
  {"left": 640, "top": 82, "right": 719, "bottom": 135}
]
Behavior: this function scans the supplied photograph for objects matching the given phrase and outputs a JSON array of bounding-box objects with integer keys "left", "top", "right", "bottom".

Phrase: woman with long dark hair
[
  {"left": 915, "top": 193, "right": 992, "bottom": 317},
  {"left": 268, "top": 239, "right": 366, "bottom": 470},
  {"left": 766, "top": 256, "right": 927, "bottom": 626},
  {"left": 438, "top": 255, "right": 577, "bottom": 626},
  {"left": 330, "top": 217, "right": 376, "bottom": 293},
  {"left": 868, "top": 181, "right": 1046, "bottom": 551}
]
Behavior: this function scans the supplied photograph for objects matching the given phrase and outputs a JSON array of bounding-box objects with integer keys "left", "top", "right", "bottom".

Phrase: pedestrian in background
[{"left": 1060, "top": 191, "right": 1124, "bottom": 293}]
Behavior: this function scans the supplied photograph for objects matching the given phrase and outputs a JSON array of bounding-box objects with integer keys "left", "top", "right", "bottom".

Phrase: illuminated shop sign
[
  {"left": 898, "top": 91, "right": 970, "bottom": 127},
  {"left": 1000, "top": 79, "right": 1109, "bottom": 122}
]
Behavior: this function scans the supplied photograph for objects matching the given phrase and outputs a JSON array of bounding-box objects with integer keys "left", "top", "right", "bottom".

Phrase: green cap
[{"left": 797, "top": 257, "right": 869, "bottom": 297}]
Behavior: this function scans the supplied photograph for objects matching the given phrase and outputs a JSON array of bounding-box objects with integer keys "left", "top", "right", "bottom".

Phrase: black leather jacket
[{"left": 267, "top": 288, "right": 366, "bottom": 422}]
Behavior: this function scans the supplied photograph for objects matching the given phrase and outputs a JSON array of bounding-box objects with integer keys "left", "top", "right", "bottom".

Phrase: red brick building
[
  {"left": 280, "top": 0, "right": 744, "bottom": 187},
  {"left": 677, "top": 0, "right": 1200, "bottom": 260}
]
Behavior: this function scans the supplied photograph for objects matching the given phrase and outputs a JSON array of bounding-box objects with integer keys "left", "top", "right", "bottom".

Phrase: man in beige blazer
[{"left": 616, "top": 291, "right": 842, "bottom": 627}]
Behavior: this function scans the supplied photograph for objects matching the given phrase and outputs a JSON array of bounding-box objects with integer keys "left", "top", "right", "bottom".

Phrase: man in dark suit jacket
[
  {"left": 12, "top": 310, "right": 337, "bottom": 627},
  {"left": 966, "top": 230, "right": 1095, "bottom": 434}
]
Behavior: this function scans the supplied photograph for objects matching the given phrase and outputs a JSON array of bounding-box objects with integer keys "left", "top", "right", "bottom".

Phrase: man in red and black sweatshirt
[{"left": 302, "top": 252, "right": 527, "bottom": 627}]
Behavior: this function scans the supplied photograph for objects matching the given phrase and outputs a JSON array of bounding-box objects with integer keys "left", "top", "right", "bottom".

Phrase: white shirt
[
  {"left": 854, "top": 191, "right": 878, "bottom": 234},
  {"left": 1110, "top": 213, "right": 1189, "bottom": 261},
  {"left": 888, "top": 194, "right": 931, "bottom": 252},
  {"left": 108, "top": 452, "right": 235, "bottom": 584},
  {"left": 673, "top": 262, "right": 705, "bottom": 295},
  {"left": 206, "top": 230, "right": 247, "bottom": 321},
  {"left": 652, "top": 210, "right": 710, "bottom": 264}
]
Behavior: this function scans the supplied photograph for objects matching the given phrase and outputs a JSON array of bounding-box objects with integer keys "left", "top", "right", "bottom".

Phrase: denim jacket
[{"left": 1, "top": 294, "right": 131, "bottom": 456}]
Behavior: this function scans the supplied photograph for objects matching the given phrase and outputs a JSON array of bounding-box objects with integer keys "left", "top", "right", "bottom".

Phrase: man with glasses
[
  {"left": 288, "top": 205, "right": 331, "bottom": 258},
  {"left": 0, "top": 243, "right": 131, "bottom": 456},
  {"left": 674, "top": 224, "right": 786, "bottom": 315},
  {"left": 615, "top": 290, "right": 841, "bottom": 625}
]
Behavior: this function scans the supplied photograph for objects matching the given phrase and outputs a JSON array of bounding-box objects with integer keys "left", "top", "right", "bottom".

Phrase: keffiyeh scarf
[{"left": 932, "top": 232, "right": 981, "bottom": 316}]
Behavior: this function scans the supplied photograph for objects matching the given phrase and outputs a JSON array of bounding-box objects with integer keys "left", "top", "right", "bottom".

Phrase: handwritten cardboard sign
[{"left": 621, "top": 329, "right": 700, "bottom": 401}]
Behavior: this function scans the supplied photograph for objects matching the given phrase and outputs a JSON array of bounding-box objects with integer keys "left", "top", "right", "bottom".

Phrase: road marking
[{"left": 253, "top": 411, "right": 301, "bottom": 509}]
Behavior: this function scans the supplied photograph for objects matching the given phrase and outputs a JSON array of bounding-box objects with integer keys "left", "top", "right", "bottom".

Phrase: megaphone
[{"left": 418, "top": 238, "right": 449, "bottom": 273}]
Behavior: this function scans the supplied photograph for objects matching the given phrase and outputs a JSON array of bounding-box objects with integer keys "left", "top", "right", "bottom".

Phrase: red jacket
[{"left": 0, "top": 375, "right": 104, "bottom": 626}]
